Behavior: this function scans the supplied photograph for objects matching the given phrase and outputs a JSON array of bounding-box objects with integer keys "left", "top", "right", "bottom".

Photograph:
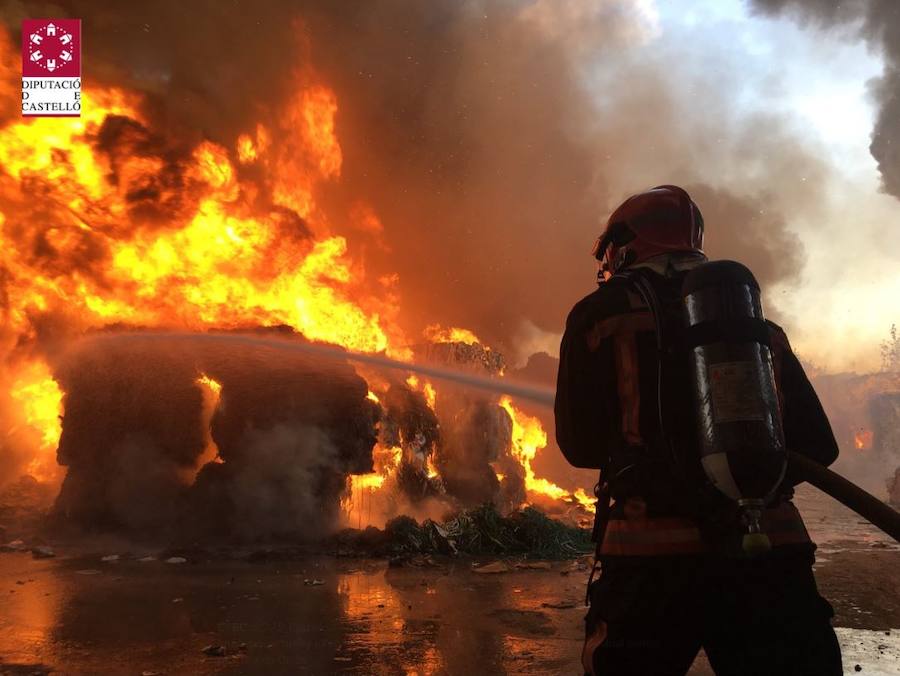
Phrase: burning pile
[
  {"left": 52, "top": 330, "right": 378, "bottom": 538},
  {"left": 0, "top": 27, "right": 591, "bottom": 541},
  {"left": 812, "top": 371, "right": 900, "bottom": 499}
]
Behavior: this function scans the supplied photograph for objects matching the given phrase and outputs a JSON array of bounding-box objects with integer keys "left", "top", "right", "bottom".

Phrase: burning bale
[
  {"left": 193, "top": 329, "right": 379, "bottom": 540},
  {"left": 434, "top": 398, "right": 515, "bottom": 507},
  {"left": 51, "top": 329, "right": 379, "bottom": 540},
  {"left": 417, "top": 340, "right": 506, "bottom": 376},
  {"left": 342, "top": 336, "right": 539, "bottom": 528},
  {"left": 379, "top": 382, "right": 441, "bottom": 502},
  {"left": 342, "top": 335, "right": 594, "bottom": 531},
  {"left": 417, "top": 338, "right": 526, "bottom": 510},
  {"left": 52, "top": 337, "right": 206, "bottom": 531}
]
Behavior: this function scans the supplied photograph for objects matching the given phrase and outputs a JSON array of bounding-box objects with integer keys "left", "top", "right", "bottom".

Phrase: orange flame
[
  {"left": 406, "top": 374, "right": 437, "bottom": 409},
  {"left": 423, "top": 382, "right": 437, "bottom": 410},
  {"left": 0, "top": 71, "right": 407, "bottom": 482},
  {"left": 424, "top": 324, "right": 482, "bottom": 346},
  {"left": 497, "top": 397, "right": 594, "bottom": 514},
  {"left": 9, "top": 361, "right": 63, "bottom": 482},
  {"left": 573, "top": 487, "right": 595, "bottom": 510},
  {"left": 0, "top": 70, "right": 402, "bottom": 355},
  {"left": 854, "top": 428, "right": 873, "bottom": 451},
  {"left": 500, "top": 396, "right": 569, "bottom": 501},
  {"left": 344, "top": 445, "right": 403, "bottom": 525},
  {"left": 193, "top": 373, "right": 223, "bottom": 473}
]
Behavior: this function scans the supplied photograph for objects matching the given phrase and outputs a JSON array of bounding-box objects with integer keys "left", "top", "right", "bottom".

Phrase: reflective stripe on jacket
[{"left": 598, "top": 502, "right": 811, "bottom": 557}]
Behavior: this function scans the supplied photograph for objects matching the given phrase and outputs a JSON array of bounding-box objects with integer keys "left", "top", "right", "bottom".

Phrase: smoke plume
[
  {"left": 750, "top": 0, "right": 900, "bottom": 200},
  {"left": 1, "top": 0, "right": 822, "bottom": 355}
]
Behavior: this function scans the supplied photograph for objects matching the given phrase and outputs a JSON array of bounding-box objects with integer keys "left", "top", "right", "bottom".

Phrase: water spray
[{"left": 80, "top": 331, "right": 557, "bottom": 407}]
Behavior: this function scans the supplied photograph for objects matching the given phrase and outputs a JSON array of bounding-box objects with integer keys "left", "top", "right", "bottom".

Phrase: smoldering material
[
  {"left": 53, "top": 329, "right": 550, "bottom": 536},
  {"left": 417, "top": 336, "right": 525, "bottom": 510},
  {"left": 380, "top": 382, "right": 441, "bottom": 502},
  {"left": 53, "top": 340, "right": 205, "bottom": 530},
  {"left": 434, "top": 397, "right": 515, "bottom": 507},
  {"left": 51, "top": 330, "right": 379, "bottom": 539}
]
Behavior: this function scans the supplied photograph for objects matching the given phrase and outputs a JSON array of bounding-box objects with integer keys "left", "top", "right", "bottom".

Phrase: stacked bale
[{"left": 52, "top": 329, "right": 378, "bottom": 540}]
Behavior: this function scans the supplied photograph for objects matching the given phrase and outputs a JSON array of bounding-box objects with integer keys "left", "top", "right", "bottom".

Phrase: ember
[{"left": 854, "top": 428, "right": 874, "bottom": 451}]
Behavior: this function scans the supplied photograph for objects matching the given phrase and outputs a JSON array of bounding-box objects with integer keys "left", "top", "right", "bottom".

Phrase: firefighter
[{"left": 555, "top": 185, "right": 842, "bottom": 676}]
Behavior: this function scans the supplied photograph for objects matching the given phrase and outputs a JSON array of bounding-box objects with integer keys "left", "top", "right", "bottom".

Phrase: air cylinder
[{"left": 681, "top": 260, "right": 787, "bottom": 551}]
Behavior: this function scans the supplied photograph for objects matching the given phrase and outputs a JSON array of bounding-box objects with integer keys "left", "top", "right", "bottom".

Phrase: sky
[{"left": 611, "top": 0, "right": 900, "bottom": 372}]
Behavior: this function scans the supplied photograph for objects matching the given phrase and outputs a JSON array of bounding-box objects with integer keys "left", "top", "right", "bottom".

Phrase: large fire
[{"left": 0, "top": 28, "right": 587, "bottom": 528}]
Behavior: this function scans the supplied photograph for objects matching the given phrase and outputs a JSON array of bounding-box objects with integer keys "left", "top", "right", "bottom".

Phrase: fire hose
[{"left": 789, "top": 450, "right": 900, "bottom": 544}]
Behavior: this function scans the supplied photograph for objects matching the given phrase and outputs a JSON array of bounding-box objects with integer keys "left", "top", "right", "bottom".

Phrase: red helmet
[{"left": 593, "top": 185, "right": 704, "bottom": 278}]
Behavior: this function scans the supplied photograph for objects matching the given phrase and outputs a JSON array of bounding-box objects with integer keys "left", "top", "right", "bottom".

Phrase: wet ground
[{"left": 1, "top": 485, "right": 898, "bottom": 675}]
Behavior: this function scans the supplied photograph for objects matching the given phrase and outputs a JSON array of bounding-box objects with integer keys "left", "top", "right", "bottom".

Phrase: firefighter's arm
[
  {"left": 555, "top": 295, "right": 616, "bottom": 470},
  {"left": 772, "top": 324, "right": 839, "bottom": 470}
]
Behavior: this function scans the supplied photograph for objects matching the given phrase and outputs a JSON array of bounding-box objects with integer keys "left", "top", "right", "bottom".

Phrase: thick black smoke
[
  {"left": 1, "top": 0, "right": 819, "bottom": 353},
  {"left": 751, "top": 0, "right": 900, "bottom": 199}
]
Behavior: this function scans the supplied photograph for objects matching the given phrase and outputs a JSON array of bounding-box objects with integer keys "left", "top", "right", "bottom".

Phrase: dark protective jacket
[{"left": 555, "top": 253, "right": 839, "bottom": 555}]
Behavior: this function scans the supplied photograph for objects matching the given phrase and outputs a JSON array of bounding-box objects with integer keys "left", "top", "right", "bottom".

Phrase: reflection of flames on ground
[{"left": 0, "top": 29, "right": 590, "bottom": 537}]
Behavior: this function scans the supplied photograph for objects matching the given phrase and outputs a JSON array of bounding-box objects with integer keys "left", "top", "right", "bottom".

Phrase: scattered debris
[
  {"left": 31, "top": 546, "right": 55, "bottom": 559},
  {"left": 166, "top": 556, "right": 187, "bottom": 564},
  {"left": 515, "top": 561, "right": 552, "bottom": 570},
  {"left": 202, "top": 644, "right": 226, "bottom": 657},
  {"left": 138, "top": 556, "right": 156, "bottom": 562},
  {"left": 342, "top": 504, "right": 591, "bottom": 559},
  {"left": 172, "top": 597, "right": 184, "bottom": 603},
  {"left": 473, "top": 561, "right": 509, "bottom": 574},
  {"left": 303, "top": 578, "right": 325, "bottom": 586},
  {"left": 141, "top": 671, "right": 161, "bottom": 676},
  {"left": 101, "top": 554, "right": 120, "bottom": 563},
  {"left": 1, "top": 539, "right": 27, "bottom": 552}
]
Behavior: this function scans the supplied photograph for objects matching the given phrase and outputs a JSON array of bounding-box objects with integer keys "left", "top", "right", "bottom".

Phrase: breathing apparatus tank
[{"left": 680, "top": 260, "right": 787, "bottom": 553}]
